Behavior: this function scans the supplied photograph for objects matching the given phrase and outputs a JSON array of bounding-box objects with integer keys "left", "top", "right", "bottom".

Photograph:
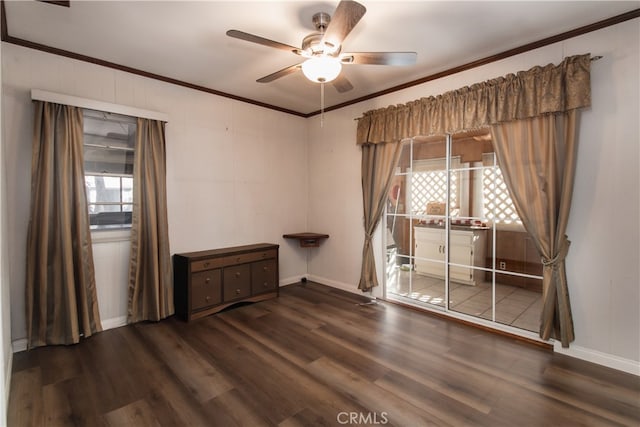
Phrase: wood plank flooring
[{"left": 8, "top": 282, "right": 640, "bottom": 426}]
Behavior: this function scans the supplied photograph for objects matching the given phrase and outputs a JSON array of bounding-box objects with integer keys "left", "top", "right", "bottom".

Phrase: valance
[{"left": 356, "top": 54, "right": 591, "bottom": 144}]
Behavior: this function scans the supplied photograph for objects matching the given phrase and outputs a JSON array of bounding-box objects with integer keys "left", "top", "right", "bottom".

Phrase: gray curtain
[
  {"left": 26, "top": 101, "right": 102, "bottom": 349},
  {"left": 491, "top": 111, "right": 578, "bottom": 347},
  {"left": 359, "top": 140, "right": 403, "bottom": 292},
  {"left": 127, "top": 118, "right": 173, "bottom": 322}
]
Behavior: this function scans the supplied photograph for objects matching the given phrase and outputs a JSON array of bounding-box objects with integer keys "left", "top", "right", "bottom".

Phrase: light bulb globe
[{"left": 301, "top": 56, "right": 342, "bottom": 83}]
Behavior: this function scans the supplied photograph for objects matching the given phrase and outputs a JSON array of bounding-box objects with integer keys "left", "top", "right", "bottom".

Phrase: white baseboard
[
  {"left": 11, "top": 339, "right": 26, "bottom": 353},
  {"left": 101, "top": 316, "right": 127, "bottom": 331},
  {"left": 307, "top": 274, "right": 361, "bottom": 295},
  {"left": 307, "top": 274, "right": 386, "bottom": 299},
  {"left": 5, "top": 347, "right": 12, "bottom": 412},
  {"left": 11, "top": 338, "right": 27, "bottom": 353},
  {"left": 11, "top": 315, "right": 129, "bottom": 354},
  {"left": 279, "top": 275, "right": 304, "bottom": 287},
  {"left": 553, "top": 341, "right": 640, "bottom": 376}
]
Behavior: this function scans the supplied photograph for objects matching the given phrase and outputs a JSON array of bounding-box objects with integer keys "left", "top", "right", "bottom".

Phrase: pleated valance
[{"left": 356, "top": 54, "right": 592, "bottom": 144}]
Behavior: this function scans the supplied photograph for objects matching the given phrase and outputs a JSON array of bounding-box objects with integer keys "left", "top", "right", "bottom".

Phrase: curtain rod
[
  {"left": 31, "top": 89, "right": 169, "bottom": 123},
  {"left": 353, "top": 55, "right": 604, "bottom": 121}
]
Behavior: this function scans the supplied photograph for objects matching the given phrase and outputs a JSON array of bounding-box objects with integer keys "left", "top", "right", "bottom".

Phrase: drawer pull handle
[
  {"left": 235, "top": 272, "right": 241, "bottom": 278},
  {"left": 263, "top": 282, "right": 268, "bottom": 287},
  {"left": 262, "top": 253, "right": 266, "bottom": 258},
  {"left": 204, "top": 262, "right": 210, "bottom": 267},
  {"left": 263, "top": 266, "right": 268, "bottom": 271},
  {"left": 205, "top": 278, "right": 210, "bottom": 283},
  {"left": 205, "top": 296, "right": 211, "bottom": 301},
  {"left": 236, "top": 289, "right": 241, "bottom": 294},
  {"left": 236, "top": 257, "right": 241, "bottom": 262}
]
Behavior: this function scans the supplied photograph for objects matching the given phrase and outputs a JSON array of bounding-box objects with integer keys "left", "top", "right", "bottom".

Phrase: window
[
  {"left": 83, "top": 110, "right": 137, "bottom": 230},
  {"left": 482, "top": 153, "right": 521, "bottom": 225},
  {"left": 410, "top": 158, "right": 460, "bottom": 216}
]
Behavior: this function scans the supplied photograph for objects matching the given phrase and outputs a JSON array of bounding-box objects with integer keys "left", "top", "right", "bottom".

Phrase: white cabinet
[
  {"left": 414, "top": 226, "right": 486, "bottom": 285},
  {"left": 414, "top": 227, "right": 446, "bottom": 278}
]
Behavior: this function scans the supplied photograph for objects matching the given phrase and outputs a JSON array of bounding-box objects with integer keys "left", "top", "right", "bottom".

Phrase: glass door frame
[{"left": 382, "top": 132, "right": 545, "bottom": 340}]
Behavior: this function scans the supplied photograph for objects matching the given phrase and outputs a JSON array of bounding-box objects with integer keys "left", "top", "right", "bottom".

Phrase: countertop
[{"left": 415, "top": 223, "right": 490, "bottom": 231}]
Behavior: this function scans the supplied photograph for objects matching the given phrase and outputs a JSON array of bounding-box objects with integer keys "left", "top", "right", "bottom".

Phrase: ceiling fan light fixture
[{"left": 301, "top": 56, "right": 342, "bottom": 83}]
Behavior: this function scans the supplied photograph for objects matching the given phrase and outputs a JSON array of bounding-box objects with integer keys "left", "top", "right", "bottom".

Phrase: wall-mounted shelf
[{"left": 283, "top": 232, "right": 329, "bottom": 248}]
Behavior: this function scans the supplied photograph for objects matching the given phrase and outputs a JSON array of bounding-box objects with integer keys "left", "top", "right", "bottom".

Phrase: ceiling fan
[{"left": 226, "top": 0, "right": 417, "bottom": 93}]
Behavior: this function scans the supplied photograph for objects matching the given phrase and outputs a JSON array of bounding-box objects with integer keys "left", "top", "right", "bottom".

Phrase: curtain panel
[
  {"left": 491, "top": 111, "right": 579, "bottom": 347},
  {"left": 356, "top": 54, "right": 591, "bottom": 143},
  {"left": 359, "top": 141, "right": 403, "bottom": 291},
  {"left": 127, "top": 118, "right": 174, "bottom": 323},
  {"left": 26, "top": 101, "right": 102, "bottom": 349}
]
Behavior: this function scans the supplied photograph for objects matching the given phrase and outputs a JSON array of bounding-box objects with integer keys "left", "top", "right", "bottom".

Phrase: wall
[
  {"left": 307, "top": 19, "right": 640, "bottom": 374},
  {"left": 0, "top": 37, "right": 10, "bottom": 425},
  {"left": 2, "top": 43, "right": 309, "bottom": 345}
]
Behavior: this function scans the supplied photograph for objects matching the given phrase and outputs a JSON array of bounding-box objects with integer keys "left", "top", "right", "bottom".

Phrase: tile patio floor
[{"left": 386, "top": 267, "right": 542, "bottom": 332}]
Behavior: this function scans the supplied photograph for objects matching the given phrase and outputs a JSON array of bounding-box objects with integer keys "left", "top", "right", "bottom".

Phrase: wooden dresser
[{"left": 173, "top": 243, "right": 279, "bottom": 321}]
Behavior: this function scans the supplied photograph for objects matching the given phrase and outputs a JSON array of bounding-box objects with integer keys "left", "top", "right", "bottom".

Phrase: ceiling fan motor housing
[
  {"left": 302, "top": 33, "right": 340, "bottom": 56},
  {"left": 302, "top": 12, "right": 340, "bottom": 56}
]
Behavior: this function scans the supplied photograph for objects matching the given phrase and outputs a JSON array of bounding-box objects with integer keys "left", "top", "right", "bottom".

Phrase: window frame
[{"left": 82, "top": 109, "right": 137, "bottom": 231}]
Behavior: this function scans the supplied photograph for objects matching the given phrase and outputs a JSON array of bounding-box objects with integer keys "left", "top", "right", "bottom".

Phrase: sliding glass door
[
  {"left": 385, "top": 135, "right": 448, "bottom": 307},
  {"left": 385, "top": 130, "right": 543, "bottom": 334}
]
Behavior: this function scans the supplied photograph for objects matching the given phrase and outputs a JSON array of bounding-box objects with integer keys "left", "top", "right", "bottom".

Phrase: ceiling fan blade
[
  {"left": 341, "top": 52, "right": 417, "bottom": 66},
  {"left": 226, "top": 30, "right": 302, "bottom": 55},
  {"left": 321, "top": 0, "right": 366, "bottom": 52},
  {"left": 256, "top": 63, "right": 302, "bottom": 83},
  {"left": 332, "top": 74, "right": 354, "bottom": 93}
]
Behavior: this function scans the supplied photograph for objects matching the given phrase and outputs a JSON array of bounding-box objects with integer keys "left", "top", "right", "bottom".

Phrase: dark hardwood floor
[{"left": 8, "top": 282, "right": 640, "bottom": 426}]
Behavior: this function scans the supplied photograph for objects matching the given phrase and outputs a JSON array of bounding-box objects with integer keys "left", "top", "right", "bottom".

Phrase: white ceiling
[{"left": 4, "top": 1, "right": 639, "bottom": 116}]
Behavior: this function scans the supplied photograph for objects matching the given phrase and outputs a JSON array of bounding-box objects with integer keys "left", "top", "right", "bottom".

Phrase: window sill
[{"left": 91, "top": 227, "right": 131, "bottom": 243}]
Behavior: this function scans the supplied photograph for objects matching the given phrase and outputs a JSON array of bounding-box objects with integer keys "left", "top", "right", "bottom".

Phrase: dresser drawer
[
  {"left": 221, "top": 249, "right": 277, "bottom": 267},
  {"left": 223, "top": 264, "right": 251, "bottom": 301},
  {"left": 251, "top": 259, "right": 278, "bottom": 295},
  {"left": 191, "top": 270, "right": 222, "bottom": 310},
  {"left": 191, "top": 257, "right": 225, "bottom": 273}
]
